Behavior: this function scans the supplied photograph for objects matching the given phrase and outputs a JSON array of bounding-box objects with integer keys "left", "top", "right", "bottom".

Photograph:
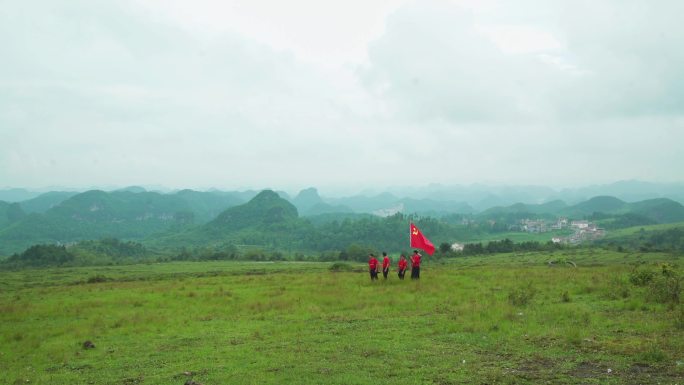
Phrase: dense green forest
[{"left": 2, "top": 239, "right": 154, "bottom": 268}]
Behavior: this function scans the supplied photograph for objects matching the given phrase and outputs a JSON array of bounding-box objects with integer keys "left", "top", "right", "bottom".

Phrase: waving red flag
[{"left": 410, "top": 223, "right": 435, "bottom": 255}]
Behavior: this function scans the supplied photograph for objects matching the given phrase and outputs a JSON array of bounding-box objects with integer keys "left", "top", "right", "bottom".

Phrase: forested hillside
[
  {"left": 18, "top": 191, "right": 78, "bottom": 213},
  {"left": 479, "top": 196, "right": 684, "bottom": 226},
  {"left": 0, "top": 189, "right": 244, "bottom": 255}
]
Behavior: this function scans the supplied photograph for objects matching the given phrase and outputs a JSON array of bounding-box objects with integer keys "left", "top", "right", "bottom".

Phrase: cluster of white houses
[
  {"left": 517, "top": 217, "right": 569, "bottom": 233},
  {"left": 516, "top": 217, "right": 606, "bottom": 244},
  {"left": 448, "top": 217, "right": 607, "bottom": 251},
  {"left": 552, "top": 220, "right": 606, "bottom": 244}
]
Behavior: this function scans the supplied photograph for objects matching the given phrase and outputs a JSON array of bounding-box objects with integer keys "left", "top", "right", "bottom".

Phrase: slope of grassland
[
  {"left": 602, "top": 221, "right": 684, "bottom": 239},
  {"left": 458, "top": 230, "right": 573, "bottom": 243},
  {"left": 1, "top": 252, "right": 683, "bottom": 384}
]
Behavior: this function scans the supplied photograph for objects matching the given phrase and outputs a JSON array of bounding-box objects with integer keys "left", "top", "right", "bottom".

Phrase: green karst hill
[
  {"left": 564, "top": 195, "right": 627, "bottom": 216},
  {"left": 211, "top": 190, "right": 299, "bottom": 230},
  {"left": 16, "top": 191, "right": 77, "bottom": 214},
  {"left": 0, "top": 190, "right": 245, "bottom": 255}
]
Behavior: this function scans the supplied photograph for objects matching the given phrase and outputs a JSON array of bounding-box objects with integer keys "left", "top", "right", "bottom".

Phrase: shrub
[
  {"left": 648, "top": 274, "right": 681, "bottom": 305},
  {"left": 564, "top": 327, "right": 582, "bottom": 346},
  {"left": 86, "top": 275, "right": 109, "bottom": 284},
  {"left": 660, "top": 262, "right": 677, "bottom": 277},
  {"left": 561, "top": 291, "right": 572, "bottom": 303},
  {"left": 606, "top": 275, "right": 631, "bottom": 300},
  {"left": 637, "top": 347, "right": 667, "bottom": 363},
  {"left": 329, "top": 262, "right": 353, "bottom": 272},
  {"left": 629, "top": 269, "right": 656, "bottom": 286},
  {"left": 508, "top": 283, "right": 537, "bottom": 306},
  {"left": 6, "top": 244, "right": 75, "bottom": 267},
  {"left": 639, "top": 264, "right": 681, "bottom": 305},
  {"left": 675, "top": 305, "right": 684, "bottom": 330}
]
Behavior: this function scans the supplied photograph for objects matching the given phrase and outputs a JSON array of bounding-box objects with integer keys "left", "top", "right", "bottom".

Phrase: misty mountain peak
[
  {"left": 293, "top": 187, "right": 323, "bottom": 211},
  {"left": 210, "top": 189, "right": 299, "bottom": 230},
  {"left": 251, "top": 189, "right": 284, "bottom": 203}
]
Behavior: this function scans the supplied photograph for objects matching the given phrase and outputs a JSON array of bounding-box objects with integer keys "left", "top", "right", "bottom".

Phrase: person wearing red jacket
[
  {"left": 397, "top": 254, "right": 408, "bottom": 280},
  {"left": 368, "top": 253, "right": 379, "bottom": 281},
  {"left": 381, "top": 252, "right": 391, "bottom": 279},
  {"left": 410, "top": 250, "right": 422, "bottom": 280}
]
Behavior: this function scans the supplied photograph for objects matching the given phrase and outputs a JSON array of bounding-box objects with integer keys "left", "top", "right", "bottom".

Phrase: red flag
[{"left": 410, "top": 223, "right": 435, "bottom": 255}]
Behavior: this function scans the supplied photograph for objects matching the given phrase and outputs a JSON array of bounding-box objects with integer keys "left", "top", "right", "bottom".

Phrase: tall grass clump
[
  {"left": 508, "top": 283, "right": 537, "bottom": 306},
  {"left": 561, "top": 290, "right": 572, "bottom": 303},
  {"left": 675, "top": 305, "right": 684, "bottom": 330},
  {"left": 629, "top": 268, "right": 656, "bottom": 286},
  {"left": 86, "top": 274, "right": 110, "bottom": 284},
  {"left": 606, "top": 275, "right": 631, "bottom": 300},
  {"left": 647, "top": 263, "right": 681, "bottom": 305},
  {"left": 329, "top": 262, "right": 353, "bottom": 272},
  {"left": 637, "top": 347, "right": 668, "bottom": 363}
]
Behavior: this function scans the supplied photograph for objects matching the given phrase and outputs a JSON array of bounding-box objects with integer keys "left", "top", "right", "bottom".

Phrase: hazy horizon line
[{"left": 2, "top": 178, "right": 684, "bottom": 198}]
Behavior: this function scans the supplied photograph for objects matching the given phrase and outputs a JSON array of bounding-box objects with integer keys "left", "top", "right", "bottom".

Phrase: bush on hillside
[
  {"left": 329, "top": 262, "right": 353, "bottom": 272},
  {"left": 629, "top": 269, "right": 656, "bottom": 286},
  {"left": 508, "top": 283, "right": 537, "bottom": 306},
  {"left": 649, "top": 275, "right": 681, "bottom": 305},
  {"left": 5, "top": 244, "right": 75, "bottom": 267}
]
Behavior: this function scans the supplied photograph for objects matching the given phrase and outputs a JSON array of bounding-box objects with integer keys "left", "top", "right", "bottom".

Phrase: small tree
[{"left": 439, "top": 242, "right": 451, "bottom": 255}]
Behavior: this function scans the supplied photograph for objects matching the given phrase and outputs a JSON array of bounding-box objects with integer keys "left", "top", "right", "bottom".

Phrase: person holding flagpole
[
  {"left": 410, "top": 250, "right": 422, "bottom": 279},
  {"left": 409, "top": 223, "right": 435, "bottom": 280}
]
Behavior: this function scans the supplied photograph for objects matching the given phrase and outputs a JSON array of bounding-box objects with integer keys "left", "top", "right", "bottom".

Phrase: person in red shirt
[
  {"left": 410, "top": 250, "right": 422, "bottom": 280},
  {"left": 381, "top": 252, "right": 391, "bottom": 279},
  {"left": 368, "top": 253, "right": 379, "bottom": 281},
  {"left": 397, "top": 254, "right": 408, "bottom": 280}
]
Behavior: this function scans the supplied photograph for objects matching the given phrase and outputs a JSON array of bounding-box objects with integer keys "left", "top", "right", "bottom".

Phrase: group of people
[{"left": 368, "top": 250, "right": 422, "bottom": 281}]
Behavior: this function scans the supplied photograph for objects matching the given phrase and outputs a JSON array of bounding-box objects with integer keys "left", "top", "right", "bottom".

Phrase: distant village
[
  {"left": 450, "top": 217, "right": 606, "bottom": 251},
  {"left": 516, "top": 217, "right": 606, "bottom": 244}
]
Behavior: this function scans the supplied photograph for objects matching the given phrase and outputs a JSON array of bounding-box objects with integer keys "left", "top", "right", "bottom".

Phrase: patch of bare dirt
[{"left": 568, "top": 361, "right": 608, "bottom": 378}]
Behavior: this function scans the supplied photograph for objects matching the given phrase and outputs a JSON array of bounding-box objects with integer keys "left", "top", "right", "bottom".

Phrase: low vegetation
[{"left": 1, "top": 250, "right": 682, "bottom": 384}]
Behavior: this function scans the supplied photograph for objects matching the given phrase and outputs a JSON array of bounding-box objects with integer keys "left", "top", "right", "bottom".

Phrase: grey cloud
[
  {"left": 551, "top": 0, "right": 684, "bottom": 118},
  {"left": 0, "top": 0, "right": 682, "bottom": 191},
  {"left": 0, "top": 0, "right": 360, "bottom": 189},
  {"left": 361, "top": 0, "right": 684, "bottom": 123}
]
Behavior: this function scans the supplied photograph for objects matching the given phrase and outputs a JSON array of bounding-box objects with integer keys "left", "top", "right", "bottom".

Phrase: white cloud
[
  {"left": 133, "top": 0, "right": 407, "bottom": 67},
  {"left": 478, "top": 25, "right": 562, "bottom": 54}
]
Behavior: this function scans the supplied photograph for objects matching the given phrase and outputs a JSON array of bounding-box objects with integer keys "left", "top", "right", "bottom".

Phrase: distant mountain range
[
  {"left": 2, "top": 181, "right": 684, "bottom": 255},
  {"left": 382, "top": 180, "right": 684, "bottom": 209},
  {"left": 0, "top": 188, "right": 45, "bottom": 203},
  {"left": 479, "top": 196, "right": 684, "bottom": 224},
  {"left": 3, "top": 180, "right": 683, "bottom": 208}
]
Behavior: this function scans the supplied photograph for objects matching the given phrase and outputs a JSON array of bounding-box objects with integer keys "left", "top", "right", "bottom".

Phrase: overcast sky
[{"left": 1, "top": 0, "right": 682, "bottom": 194}]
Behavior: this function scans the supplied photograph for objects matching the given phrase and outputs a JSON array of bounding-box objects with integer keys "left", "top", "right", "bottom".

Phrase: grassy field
[
  {"left": 1, "top": 251, "right": 683, "bottom": 384},
  {"left": 459, "top": 230, "right": 573, "bottom": 243},
  {"left": 602, "top": 222, "right": 684, "bottom": 239}
]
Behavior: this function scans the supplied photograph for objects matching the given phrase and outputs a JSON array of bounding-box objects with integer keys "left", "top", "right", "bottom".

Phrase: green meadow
[
  {"left": 603, "top": 221, "right": 684, "bottom": 239},
  {"left": 1, "top": 251, "right": 683, "bottom": 384},
  {"left": 458, "top": 229, "right": 573, "bottom": 243}
]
